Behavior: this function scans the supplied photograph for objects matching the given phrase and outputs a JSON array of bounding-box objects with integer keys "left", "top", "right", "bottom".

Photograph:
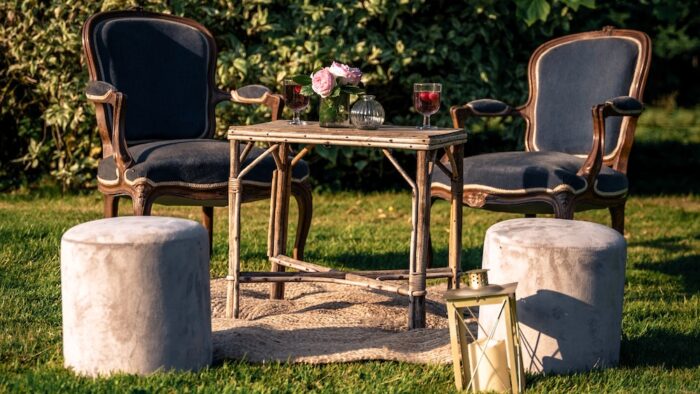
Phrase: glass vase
[
  {"left": 319, "top": 92, "right": 350, "bottom": 128},
  {"left": 350, "top": 95, "right": 385, "bottom": 130}
]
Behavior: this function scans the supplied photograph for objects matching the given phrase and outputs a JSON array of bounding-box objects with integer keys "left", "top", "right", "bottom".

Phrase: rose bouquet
[{"left": 292, "top": 62, "right": 364, "bottom": 127}]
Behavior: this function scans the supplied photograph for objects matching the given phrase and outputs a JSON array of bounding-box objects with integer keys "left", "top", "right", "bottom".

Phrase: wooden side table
[{"left": 227, "top": 121, "right": 467, "bottom": 329}]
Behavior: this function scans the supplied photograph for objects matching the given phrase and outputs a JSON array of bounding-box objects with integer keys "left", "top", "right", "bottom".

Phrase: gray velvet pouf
[
  {"left": 477, "top": 218, "right": 626, "bottom": 374},
  {"left": 61, "top": 216, "right": 212, "bottom": 376}
]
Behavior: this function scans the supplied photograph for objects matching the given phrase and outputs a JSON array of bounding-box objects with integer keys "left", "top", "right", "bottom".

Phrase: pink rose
[
  {"left": 311, "top": 68, "right": 336, "bottom": 98},
  {"left": 328, "top": 61, "right": 362, "bottom": 85},
  {"left": 345, "top": 67, "right": 362, "bottom": 85},
  {"left": 329, "top": 61, "right": 350, "bottom": 79}
]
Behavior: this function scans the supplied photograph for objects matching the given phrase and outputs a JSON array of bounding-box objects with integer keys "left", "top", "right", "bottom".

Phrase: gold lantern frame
[{"left": 445, "top": 281, "right": 525, "bottom": 393}]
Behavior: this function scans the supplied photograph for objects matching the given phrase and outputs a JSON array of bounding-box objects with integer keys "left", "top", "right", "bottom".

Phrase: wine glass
[
  {"left": 413, "top": 83, "right": 442, "bottom": 129},
  {"left": 283, "top": 79, "right": 310, "bottom": 125}
]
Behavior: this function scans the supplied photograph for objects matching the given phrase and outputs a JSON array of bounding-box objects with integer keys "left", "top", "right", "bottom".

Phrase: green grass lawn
[
  {"left": 1, "top": 191, "right": 699, "bottom": 393},
  {"left": 1, "top": 107, "right": 699, "bottom": 392}
]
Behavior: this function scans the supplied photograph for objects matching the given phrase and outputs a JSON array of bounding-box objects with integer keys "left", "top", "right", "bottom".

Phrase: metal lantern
[
  {"left": 464, "top": 268, "right": 489, "bottom": 289},
  {"left": 350, "top": 94, "right": 385, "bottom": 130},
  {"left": 445, "top": 269, "right": 525, "bottom": 393}
]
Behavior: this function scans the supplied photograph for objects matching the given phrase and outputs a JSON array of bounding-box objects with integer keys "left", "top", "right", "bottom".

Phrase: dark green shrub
[{"left": 0, "top": 0, "right": 696, "bottom": 191}]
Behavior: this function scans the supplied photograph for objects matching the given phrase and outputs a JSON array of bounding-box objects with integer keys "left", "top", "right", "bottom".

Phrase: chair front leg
[
  {"left": 552, "top": 192, "right": 575, "bottom": 220},
  {"left": 609, "top": 203, "right": 625, "bottom": 235},
  {"left": 131, "top": 183, "right": 153, "bottom": 216},
  {"left": 104, "top": 195, "right": 120, "bottom": 218}
]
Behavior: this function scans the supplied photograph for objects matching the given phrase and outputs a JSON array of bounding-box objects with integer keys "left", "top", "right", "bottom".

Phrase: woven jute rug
[{"left": 210, "top": 279, "right": 456, "bottom": 364}]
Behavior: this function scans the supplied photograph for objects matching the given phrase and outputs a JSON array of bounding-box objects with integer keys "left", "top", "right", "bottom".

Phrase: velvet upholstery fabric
[
  {"left": 480, "top": 218, "right": 627, "bottom": 373},
  {"left": 91, "top": 17, "right": 212, "bottom": 143},
  {"left": 607, "top": 96, "right": 643, "bottom": 113},
  {"left": 86, "top": 81, "right": 117, "bottom": 98},
  {"left": 98, "top": 140, "right": 309, "bottom": 186},
  {"left": 467, "top": 99, "right": 511, "bottom": 115},
  {"left": 431, "top": 151, "right": 628, "bottom": 196},
  {"left": 534, "top": 38, "right": 639, "bottom": 156}
]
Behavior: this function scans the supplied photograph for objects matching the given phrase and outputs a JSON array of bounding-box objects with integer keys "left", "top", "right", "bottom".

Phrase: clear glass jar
[
  {"left": 319, "top": 92, "right": 350, "bottom": 128},
  {"left": 350, "top": 95, "right": 385, "bottom": 130}
]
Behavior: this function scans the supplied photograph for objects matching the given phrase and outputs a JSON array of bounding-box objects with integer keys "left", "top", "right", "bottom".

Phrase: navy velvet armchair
[
  {"left": 82, "top": 10, "right": 313, "bottom": 257},
  {"left": 432, "top": 27, "right": 651, "bottom": 234}
]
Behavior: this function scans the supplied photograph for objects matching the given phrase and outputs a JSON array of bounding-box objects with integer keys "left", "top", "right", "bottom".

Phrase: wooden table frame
[{"left": 227, "top": 121, "right": 467, "bottom": 329}]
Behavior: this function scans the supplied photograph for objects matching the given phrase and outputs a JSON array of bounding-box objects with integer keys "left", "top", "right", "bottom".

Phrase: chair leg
[
  {"left": 610, "top": 203, "right": 625, "bottom": 235},
  {"left": 291, "top": 181, "right": 313, "bottom": 261},
  {"left": 552, "top": 193, "right": 575, "bottom": 220},
  {"left": 202, "top": 206, "right": 214, "bottom": 255},
  {"left": 131, "top": 185, "right": 153, "bottom": 216},
  {"left": 104, "top": 195, "right": 119, "bottom": 218}
]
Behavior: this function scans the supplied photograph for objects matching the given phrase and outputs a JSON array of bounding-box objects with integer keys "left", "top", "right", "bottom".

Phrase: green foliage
[
  {"left": 292, "top": 75, "right": 312, "bottom": 86},
  {"left": 567, "top": 0, "right": 700, "bottom": 106},
  {"left": 0, "top": 0, "right": 697, "bottom": 190},
  {"left": 515, "top": 0, "right": 596, "bottom": 26}
]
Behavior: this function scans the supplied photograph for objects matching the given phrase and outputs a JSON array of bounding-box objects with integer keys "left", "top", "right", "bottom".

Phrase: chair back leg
[{"left": 202, "top": 206, "right": 214, "bottom": 255}]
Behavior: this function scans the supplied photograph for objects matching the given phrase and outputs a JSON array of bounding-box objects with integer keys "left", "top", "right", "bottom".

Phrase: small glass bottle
[{"left": 350, "top": 95, "right": 385, "bottom": 130}]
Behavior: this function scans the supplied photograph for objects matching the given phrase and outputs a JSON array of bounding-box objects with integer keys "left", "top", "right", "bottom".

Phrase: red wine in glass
[
  {"left": 283, "top": 80, "right": 310, "bottom": 125},
  {"left": 413, "top": 83, "right": 442, "bottom": 129}
]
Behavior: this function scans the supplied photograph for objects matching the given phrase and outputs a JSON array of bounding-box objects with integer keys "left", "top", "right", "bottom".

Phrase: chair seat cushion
[
  {"left": 97, "top": 139, "right": 309, "bottom": 187},
  {"left": 431, "top": 151, "right": 627, "bottom": 197}
]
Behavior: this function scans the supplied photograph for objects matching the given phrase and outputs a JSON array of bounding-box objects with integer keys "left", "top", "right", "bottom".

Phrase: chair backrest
[
  {"left": 83, "top": 10, "right": 218, "bottom": 145},
  {"left": 523, "top": 28, "right": 651, "bottom": 165}
]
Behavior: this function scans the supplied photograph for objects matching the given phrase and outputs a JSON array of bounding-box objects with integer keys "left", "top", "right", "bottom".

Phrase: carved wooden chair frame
[
  {"left": 82, "top": 10, "right": 312, "bottom": 258},
  {"left": 435, "top": 27, "right": 651, "bottom": 234}
]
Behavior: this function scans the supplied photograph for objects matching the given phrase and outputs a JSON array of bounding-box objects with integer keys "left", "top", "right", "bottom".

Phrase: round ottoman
[
  {"left": 478, "top": 218, "right": 626, "bottom": 374},
  {"left": 61, "top": 216, "right": 212, "bottom": 376}
]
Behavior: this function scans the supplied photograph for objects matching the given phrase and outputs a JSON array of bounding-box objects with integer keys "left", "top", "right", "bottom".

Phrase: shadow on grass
[
  {"left": 627, "top": 140, "right": 700, "bottom": 195},
  {"left": 629, "top": 234, "right": 700, "bottom": 253},
  {"left": 621, "top": 329, "right": 700, "bottom": 368},
  {"left": 634, "top": 254, "right": 700, "bottom": 294}
]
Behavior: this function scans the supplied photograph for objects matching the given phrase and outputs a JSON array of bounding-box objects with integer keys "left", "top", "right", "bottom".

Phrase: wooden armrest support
[
  {"left": 577, "top": 96, "right": 644, "bottom": 184},
  {"left": 85, "top": 80, "right": 133, "bottom": 170},
  {"left": 450, "top": 98, "right": 520, "bottom": 128}
]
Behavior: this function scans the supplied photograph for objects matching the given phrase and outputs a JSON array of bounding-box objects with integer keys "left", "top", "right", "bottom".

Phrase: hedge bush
[{"left": 0, "top": 0, "right": 697, "bottom": 190}]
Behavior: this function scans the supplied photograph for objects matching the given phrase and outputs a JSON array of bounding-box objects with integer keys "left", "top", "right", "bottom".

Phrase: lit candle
[{"left": 467, "top": 339, "right": 511, "bottom": 392}]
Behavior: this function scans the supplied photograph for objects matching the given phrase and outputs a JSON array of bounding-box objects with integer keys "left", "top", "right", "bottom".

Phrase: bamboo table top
[{"left": 228, "top": 120, "right": 467, "bottom": 150}]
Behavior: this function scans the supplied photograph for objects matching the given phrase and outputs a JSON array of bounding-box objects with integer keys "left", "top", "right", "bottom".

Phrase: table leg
[
  {"left": 448, "top": 144, "right": 464, "bottom": 289},
  {"left": 410, "top": 150, "right": 431, "bottom": 329},
  {"left": 267, "top": 170, "right": 278, "bottom": 259},
  {"left": 226, "top": 140, "right": 242, "bottom": 318},
  {"left": 270, "top": 143, "right": 292, "bottom": 300}
]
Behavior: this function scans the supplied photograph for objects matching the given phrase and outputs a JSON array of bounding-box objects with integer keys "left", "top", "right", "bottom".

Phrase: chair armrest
[
  {"left": 450, "top": 99, "right": 520, "bottom": 128},
  {"left": 604, "top": 96, "right": 644, "bottom": 116},
  {"left": 215, "top": 84, "right": 284, "bottom": 121},
  {"left": 577, "top": 96, "right": 645, "bottom": 185},
  {"left": 85, "top": 80, "right": 133, "bottom": 171},
  {"left": 465, "top": 99, "right": 513, "bottom": 116},
  {"left": 85, "top": 81, "right": 118, "bottom": 104}
]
